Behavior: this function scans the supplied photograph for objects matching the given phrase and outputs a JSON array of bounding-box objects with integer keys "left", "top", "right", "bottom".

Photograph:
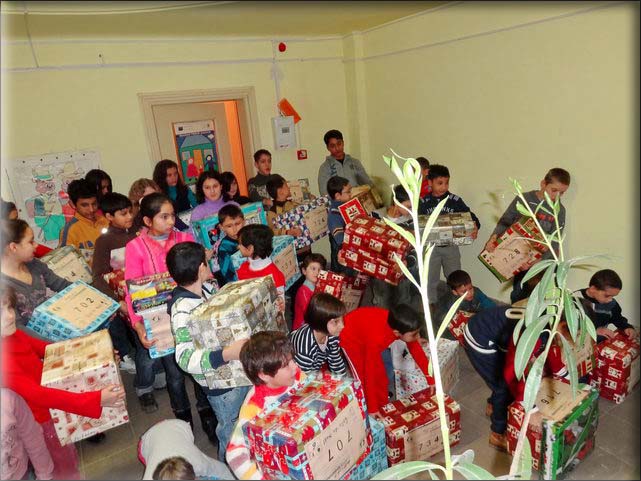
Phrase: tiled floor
[{"left": 79, "top": 354, "right": 640, "bottom": 480}]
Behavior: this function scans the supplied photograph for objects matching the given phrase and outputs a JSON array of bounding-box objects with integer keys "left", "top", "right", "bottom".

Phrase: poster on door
[
  {"left": 3, "top": 150, "right": 100, "bottom": 247},
  {"left": 173, "top": 120, "right": 219, "bottom": 185}
]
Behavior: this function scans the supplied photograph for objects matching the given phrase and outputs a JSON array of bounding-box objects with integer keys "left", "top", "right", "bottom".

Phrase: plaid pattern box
[
  {"left": 40, "top": 245, "right": 93, "bottom": 284},
  {"left": 41, "top": 329, "right": 129, "bottom": 446},
  {"left": 272, "top": 196, "right": 330, "bottom": 250},
  {"left": 244, "top": 370, "right": 372, "bottom": 480},
  {"left": 448, "top": 310, "right": 474, "bottom": 346},
  {"left": 27, "top": 280, "right": 119, "bottom": 341},
  {"left": 590, "top": 333, "right": 640, "bottom": 404},
  {"left": 126, "top": 272, "right": 177, "bottom": 313},
  {"left": 343, "top": 416, "right": 388, "bottom": 480},
  {"left": 314, "top": 270, "right": 369, "bottom": 313},
  {"left": 380, "top": 388, "right": 461, "bottom": 465}
]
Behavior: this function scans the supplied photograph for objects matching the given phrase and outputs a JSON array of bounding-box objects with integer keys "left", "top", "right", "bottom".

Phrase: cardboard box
[
  {"left": 478, "top": 217, "right": 549, "bottom": 282},
  {"left": 413, "top": 212, "right": 476, "bottom": 247},
  {"left": 140, "top": 304, "right": 175, "bottom": 359},
  {"left": 343, "top": 216, "right": 410, "bottom": 264},
  {"left": 272, "top": 196, "right": 330, "bottom": 249},
  {"left": 126, "top": 272, "right": 177, "bottom": 313},
  {"left": 103, "top": 269, "right": 126, "bottom": 301},
  {"left": 187, "top": 276, "right": 286, "bottom": 389},
  {"left": 288, "top": 178, "right": 313, "bottom": 204},
  {"left": 230, "top": 235, "right": 302, "bottom": 291},
  {"left": 351, "top": 185, "right": 384, "bottom": 213},
  {"left": 381, "top": 388, "right": 461, "bottom": 465},
  {"left": 343, "top": 416, "right": 388, "bottom": 480},
  {"left": 41, "top": 329, "right": 129, "bottom": 446},
  {"left": 338, "top": 246, "right": 404, "bottom": 286},
  {"left": 40, "top": 245, "right": 93, "bottom": 284},
  {"left": 448, "top": 310, "right": 473, "bottom": 346},
  {"left": 244, "top": 370, "right": 371, "bottom": 480},
  {"left": 561, "top": 336, "right": 596, "bottom": 379},
  {"left": 27, "top": 281, "right": 119, "bottom": 341},
  {"left": 314, "top": 270, "right": 369, "bottom": 313},
  {"left": 391, "top": 338, "right": 459, "bottom": 397},
  {"left": 590, "top": 333, "right": 639, "bottom": 404}
]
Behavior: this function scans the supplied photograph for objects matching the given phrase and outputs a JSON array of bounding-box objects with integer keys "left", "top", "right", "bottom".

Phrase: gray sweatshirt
[{"left": 317, "top": 154, "right": 373, "bottom": 195}]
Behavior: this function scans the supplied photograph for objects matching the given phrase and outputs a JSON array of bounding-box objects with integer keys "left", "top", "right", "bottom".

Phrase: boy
[
  {"left": 247, "top": 149, "right": 274, "bottom": 208},
  {"left": 292, "top": 253, "right": 327, "bottom": 331},
  {"left": 578, "top": 269, "right": 637, "bottom": 342},
  {"left": 317, "top": 129, "right": 373, "bottom": 196},
  {"left": 417, "top": 164, "right": 480, "bottom": 308},
  {"left": 58, "top": 178, "right": 109, "bottom": 267},
  {"left": 167, "top": 242, "right": 250, "bottom": 461},
  {"left": 484, "top": 168, "right": 571, "bottom": 304},
  {"left": 416, "top": 156, "right": 431, "bottom": 198},
  {"left": 372, "top": 184, "right": 412, "bottom": 224},
  {"left": 226, "top": 331, "right": 304, "bottom": 479},
  {"left": 265, "top": 174, "right": 307, "bottom": 257},
  {"left": 326, "top": 176, "right": 357, "bottom": 275},
  {"left": 92, "top": 192, "right": 137, "bottom": 374},
  {"left": 339, "top": 305, "right": 434, "bottom": 419},
  {"left": 216, "top": 204, "right": 245, "bottom": 286}
]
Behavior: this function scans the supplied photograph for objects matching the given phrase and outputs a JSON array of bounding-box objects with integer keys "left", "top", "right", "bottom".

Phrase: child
[
  {"left": 236, "top": 224, "right": 286, "bottom": 312},
  {"left": 372, "top": 184, "right": 412, "bottom": 224},
  {"left": 289, "top": 292, "right": 347, "bottom": 374},
  {"left": 339, "top": 305, "right": 434, "bottom": 418},
  {"left": 85, "top": 168, "right": 113, "bottom": 203},
  {"left": 153, "top": 159, "right": 198, "bottom": 215},
  {"left": 1, "top": 388, "right": 54, "bottom": 481},
  {"left": 221, "top": 171, "right": 251, "bottom": 205},
  {"left": 292, "top": 253, "right": 327, "bottom": 330},
  {"left": 578, "top": 269, "right": 637, "bottom": 342},
  {"left": 484, "top": 168, "right": 571, "bottom": 304},
  {"left": 247, "top": 149, "right": 274, "bottom": 208},
  {"left": 326, "top": 175, "right": 358, "bottom": 275},
  {"left": 92, "top": 192, "right": 138, "bottom": 374},
  {"left": 128, "top": 178, "right": 161, "bottom": 221},
  {"left": 58, "top": 178, "right": 110, "bottom": 267},
  {"left": 167, "top": 241, "right": 250, "bottom": 460},
  {"left": 215, "top": 204, "right": 245, "bottom": 287},
  {"left": 152, "top": 456, "right": 196, "bottom": 480},
  {"left": 190, "top": 170, "right": 239, "bottom": 224},
  {"left": 317, "top": 129, "right": 373, "bottom": 196},
  {"left": 226, "top": 331, "right": 305, "bottom": 479},
  {"left": 265, "top": 174, "right": 303, "bottom": 238},
  {"left": 416, "top": 156, "right": 431, "bottom": 198},
  {"left": 1, "top": 285, "right": 125, "bottom": 479},
  {"left": 417, "top": 164, "right": 480, "bottom": 308},
  {"left": 1, "top": 199, "right": 53, "bottom": 258}
]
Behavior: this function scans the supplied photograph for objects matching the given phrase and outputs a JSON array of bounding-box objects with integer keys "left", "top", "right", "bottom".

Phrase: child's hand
[
  {"left": 100, "top": 384, "right": 125, "bottom": 408},
  {"left": 113, "top": 349, "right": 121, "bottom": 365},
  {"left": 205, "top": 248, "right": 214, "bottom": 261},
  {"left": 134, "top": 323, "right": 156, "bottom": 349},
  {"left": 597, "top": 327, "right": 616, "bottom": 340},
  {"left": 484, "top": 234, "right": 498, "bottom": 252},
  {"left": 471, "top": 226, "right": 479, "bottom": 240},
  {"left": 118, "top": 301, "right": 128, "bottom": 316},
  {"left": 624, "top": 327, "right": 638, "bottom": 339},
  {"left": 262, "top": 198, "right": 273, "bottom": 208},
  {"left": 223, "top": 338, "right": 249, "bottom": 362},
  {"left": 276, "top": 296, "right": 286, "bottom": 313},
  {"left": 287, "top": 227, "right": 303, "bottom": 237}
]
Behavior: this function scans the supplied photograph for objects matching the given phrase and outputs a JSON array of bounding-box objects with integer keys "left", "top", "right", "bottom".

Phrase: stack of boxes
[
  {"left": 314, "top": 270, "right": 369, "bottom": 313},
  {"left": 40, "top": 245, "right": 93, "bottom": 284},
  {"left": 272, "top": 196, "right": 330, "bottom": 250},
  {"left": 448, "top": 310, "right": 474, "bottom": 346},
  {"left": 413, "top": 212, "right": 477, "bottom": 247},
  {"left": 590, "top": 333, "right": 639, "bottom": 404}
]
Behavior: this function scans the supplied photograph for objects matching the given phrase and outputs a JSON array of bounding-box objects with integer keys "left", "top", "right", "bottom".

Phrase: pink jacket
[
  {"left": 293, "top": 281, "right": 315, "bottom": 331},
  {"left": 124, "top": 229, "right": 195, "bottom": 326}
]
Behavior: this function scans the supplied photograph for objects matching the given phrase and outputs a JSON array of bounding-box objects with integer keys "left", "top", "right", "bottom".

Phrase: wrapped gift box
[
  {"left": 288, "top": 178, "right": 313, "bottom": 204},
  {"left": 391, "top": 339, "right": 459, "bottom": 397},
  {"left": 314, "top": 270, "right": 369, "bottom": 313},
  {"left": 506, "top": 378, "right": 598, "bottom": 480},
  {"left": 351, "top": 185, "right": 384, "bottom": 213},
  {"left": 343, "top": 216, "right": 410, "bottom": 264},
  {"left": 244, "top": 370, "right": 371, "bottom": 480},
  {"left": 40, "top": 245, "right": 93, "bottom": 284},
  {"left": 415, "top": 212, "right": 476, "bottom": 247},
  {"left": 272, "top": 196, "right": 330, "bottom": 249},
  {"left": 338, "top": 246, "right": 404, "bottom": 286},
  {"left": 177, "top": 208, "right": 194, "bottom": 228},
  {"left": 188, "top": 276, "right": 285, "bottom": 389},
  {"left": 478, "top": 217, "right": 549, "bottom": 282},
  {"left": 140, "top": 304, "right": 175, "bottom": 359},
  {"left": 590, "top": 333, "right": 639, "bottom": 404},
  {"left": 448, "top": 310, "right": 473, "bottom": 346},
  {"left": 103, "top": 269, "right": 126, "bottom": 301},
  {"left": 343, "top": 416, "right": 388, "bottom": 480},
  {"left": 561, "top": 335, "right": 596, "bottom": 380},
  {"left": 338, "top": 198, "right": 369, "bottom": 225},
  {"left": 27, "top": 281, "right": 119, "bottom": 341},
  {"left": 230, "top": 235, "right": 302, "bottom": 291},
  {"left": 126, "top": 272, "right": 177, "bottom": 313},
  {"left": 41, "top": 329, "right": 129, "bottom": 446}
]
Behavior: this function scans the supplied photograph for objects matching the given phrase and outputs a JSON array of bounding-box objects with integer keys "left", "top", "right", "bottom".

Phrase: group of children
[{"left": 0, "top": 129, "right": 636, "bottom": 480}]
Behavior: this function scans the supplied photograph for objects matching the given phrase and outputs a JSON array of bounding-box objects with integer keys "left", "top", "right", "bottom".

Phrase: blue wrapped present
[
  {"left": 230, "top": 235, "right": 302, "bottom": 291},
  {"left": 140, "top": 304, "right": 175, "bottom": 359},
  {"left": 27, "top": 280, "right": 119, "bottom": 341},
  {"left": 344, "top": 416, "right": 388, "bottom": 480}
]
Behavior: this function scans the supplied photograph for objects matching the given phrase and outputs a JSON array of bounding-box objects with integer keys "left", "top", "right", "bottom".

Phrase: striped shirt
[{"left": 288, "top": 324, "right": 347, "bottom": 375}]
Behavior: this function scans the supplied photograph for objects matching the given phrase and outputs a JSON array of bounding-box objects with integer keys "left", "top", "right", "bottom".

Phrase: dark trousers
[
  {"left": 107, "top": 313, "right": 135, "bottom": 358},
  {"left": 510, "top": 270, "right": 529, "bottom": 304},
  {"left": 464, "top": 345, "right": 513, "bottom": 434}
]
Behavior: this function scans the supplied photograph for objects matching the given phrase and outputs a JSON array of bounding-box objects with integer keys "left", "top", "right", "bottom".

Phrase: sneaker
[
  {"left": 86, "top": 432, "right": 106, "bottom": 444},
  {"left": 485, "top": 402, "right": 493, "bottom": 417},
  {"left": 139, "top": 392, "right": 158, "bottom": 414},
  {"left": 488, "top": 431, "right": 508, "bottom": 452},
  {"left": 119, "top": 355, "right": 137, "bottom": 374}
]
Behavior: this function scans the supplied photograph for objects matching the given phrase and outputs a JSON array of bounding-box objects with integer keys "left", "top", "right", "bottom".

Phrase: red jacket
[
  {"left": 340, "top": 307, "right": 432, "bottom": 414},
  {"left": 236, "top": 261, "right": 285, "bottom": 291},
  {"left": 1, "top": 330, "right": 102, "bottom": 424}
]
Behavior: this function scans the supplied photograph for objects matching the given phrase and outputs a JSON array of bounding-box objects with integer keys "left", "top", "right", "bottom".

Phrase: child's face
[
  {"left": 255, "top": 154, "right": 272, "bottom": 176},
  {"left": 238, "top": 239, "right": 253, "bottom": 258},
  {"left": 421, "top": 167, "right": 429, "bottom": 178},
  {"left": 326, "top": 137, "right": 345, "bottom": 160},
  {"left": 590, "top": 286, "right": 620, "bottom": 304},
  {"left": 166, "top": 167, "right": 179, "bottom": 187},
  {"left": 327, "top": 316, "right": 345, "bottom": 337},
  {"left": 108, "top": 207, "right": 134, "bottom": 230},
  {"left": 228, "top": 179, "right": 238, "bottom": 197},
  {"left": 276, "top": 183, "right": 291, "bottom": 202},
  {"left": 202, "top": 178, "right": 223, "bottom": 202},
  {"left": 429, "top": 176, "right": 449, "bottom": 197},
  {"left": 220, "top": 215, "right": 244, "bottom": 240},
  {"left": 142, "top": 186, "right": 159, "bottom": 199},
  {"left": 73, "top": 196, "right": 98, "bottom": 222},
  {"left": 0, "top": 299, "right": 16, "bottom": 338},
  {"left": 100, "top": 179, "right": 111, "bottom": 196},
  {"left": 10, "top": 227, "right": 37, "bottom": 263},
  {"left": 145, "top": 201, "right": 175, "bottom": 235},
  {"left": 452, "top": 283, "right": 474, "bottom": 302},
  {"left": 260, "top": 357, "right": 299, "bottom": 388},
  {"left": 540, "top": 180, "right": 569, "bottom": 201},
  {"left": 397, "top": 329, "right": 421, "bottom": 344},
  {"left": 335, "top": 183, "right": 352, "bottom": 203},
  {"left": 302, "top": 262, "right": 323, "bottom": 284}
]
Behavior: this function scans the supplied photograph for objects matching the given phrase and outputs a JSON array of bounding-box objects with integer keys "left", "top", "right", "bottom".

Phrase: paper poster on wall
[
  {"left": 4, "top": 150, "right": 100, "bottom": 247},
  {"left": 173, "top": 120, "right": 219, "bottom": 185}
]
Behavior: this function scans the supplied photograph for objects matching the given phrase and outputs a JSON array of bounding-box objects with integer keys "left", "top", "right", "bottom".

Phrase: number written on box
[
  {"left": 303, "top": 399, "right": 368, "bottom": 479},
  {"left": 403, "top": 414, "right": 446, "bottom": 460},
  {"left": 48, "top": 286, "right": 113, "bottom": 329}
]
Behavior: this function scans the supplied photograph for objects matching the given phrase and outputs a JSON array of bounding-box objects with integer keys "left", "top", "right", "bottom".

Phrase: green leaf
[
  {"left": 392, "top": 252, "right": 420, "bottom": 291},
  {"left": 510, "top": 434, "right": 533, "bottom": 480},
  {"left": 559, "top": 333, "right": 579, "bottom": 397},
  {"left": 524, "top": 263, "right": 556, "bottom": 327},
  {"left": 515, "top": 317, "right": 548, "bottom": 379},
  {"left": 566, "top": 254, "right": 609, "bottom": 267},
  {"left": 522, "top": 354, "right": 545, "bottom": 411},
  {"left": 421, "top": 244, "right": 435, "bottom": 288},
  {"left": 563, "top": 289, "right": 578, "bottom": 342},
  {"left": 520, "top": 260, "right": 555, "bottom": 288},
  {"left": 454, "top": 462, "right": 496, "bottom": 480},
  {"left": 452, "top": 449, "right": 476, "bottom": 466},
  {"left": 435, "top": 291, "right": 468, "bottom": 341},
  {"left": 383, "top": 217, "right": 416, "bottom": 246},
  {"left": 515, "top": 201, "right": 532, "bottom": 218},
  {"left": 543, "top": 191, "right": 555, "bottom": 211},
  {"left": 371, "top": 461, "right": 445, "bottom": 480},
  {"left": 385, "top": 154, "right": 405, "bottom": 187},
  {"left": 510, "top": 177, "right": 523, "bottom": 195},
  {"left": 574, "top": 297, "right": 597, "bottom": 342},
  {"left": 555, "top": 261, "right": 570, "bottom": 291},
  {"left": 420, "top": 197, "right": 449, "bottom": 248},
  {"left": 512, "top": 317, "right": 525, "bottom": 345}
]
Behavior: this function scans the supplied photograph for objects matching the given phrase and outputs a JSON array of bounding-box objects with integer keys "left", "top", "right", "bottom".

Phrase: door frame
[{"left": 138, "top": 87, "right": 261, "bottom": 178}]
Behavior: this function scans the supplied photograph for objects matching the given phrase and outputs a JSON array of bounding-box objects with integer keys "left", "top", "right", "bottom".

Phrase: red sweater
[
  {"left": 1, "top": 330, "right": 103, "bottom": 424},
  {"left": 340, "top": 307, "right": 432, "bottom": 414},
  {"left": 236, "top": 260, "right": 286, "bottom": 291}
]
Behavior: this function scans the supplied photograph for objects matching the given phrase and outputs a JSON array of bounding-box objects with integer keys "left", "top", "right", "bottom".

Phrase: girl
[
  {"left": 0, "top": 219, "right": 71, "bottom": 329},
  {"left": 152, "top": 159, "right": 197, "bottom": 215},
  {"left": 189, "top": 170, "right": 239, "bottom": 224},
  {"left": 1, "top": 200, "right": 52, "bottom": 258},
  {"left": 129, "top": 178, "right": 189, "bottom": 232},
  {"left": 288, "top": 292, "right": 347, "bottom": 374},
  {"left": 1, "top": 285, "right": 125, "bottom": 479},
  {"left": 293, "top": 253, "right": 327, "bottom": 331},
  {"left": 85, "top": 168, "right": 113, "bottom": 201},
  {"left": 220, "top": 171, "right": 251, "bottom": 205}
]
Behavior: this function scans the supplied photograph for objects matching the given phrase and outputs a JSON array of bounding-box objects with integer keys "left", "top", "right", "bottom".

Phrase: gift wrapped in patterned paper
[
  {"left": 177, "top": 208, "right": 194, "bottom": 229},
  {"left": 506, "top": 378, "right": 598, "bottom": 480},
  {"left": 244, "top": 370, "right": 372, "bottom": 480},
  {"left": 126, "top": 272, "right": 177, "bottom": 313},
  {"left": 590, "top": 333, "right": 639, "bottom": 404},
  {"left": 561, "top": 335, "right": 596, "bottom": 380},
  {"left": 40, "top": 245, "right": 93, "bottom": 284},
  {"left": 314, "top": 270, "right": 369, "bottom": 313},
  {"left": 343, "top": 416, "right": 388, "bottom": 480},
  {"left": 187, "top": 276, "right": 285, "bottom": 389},
  {"left": 448, "top": 310, "right": 473, "bottom": 346},
  {"left": 41, "top": 329, "right": 129, "bottom": 446},
  {"left": 139, "top": 304, "right": 175, "bottom": 359},
  {"left": 350, "top": 185, "right": 383, "bottom": 213},
  {"left": 391, "top": 338, "right": 459, "bottom": 398},
  {"left": 343, "top": 216, "right": 410, "bottom": 264},
  {"left": 27, "top": 280, "right": 119, "bottom": 341},
  {"left": 230, "top": 235, "right": 302, "bottom": 291},
  {"left": 411, "top": 212, "right": 476, "bottom": 247},
  {"left": 338, "top": 198, "right": 369, "bottom": 225},
  {"left": 478, "top": 217, "right": 549, "bottom": 282},
  {"left": 380, "top": 387, "right": 461, "bottom": 465},
  {"left": 338, "top": 246, "right": 404, "bottom": 286},
  {"left": 272, "top": 196, "right": 330, "bottom": 249},
  {"left": 288, "top": 178, "right": 314, "bottom": 204},
  {"left": 103, "top": 269, "right": 126, "bottom": 301}
]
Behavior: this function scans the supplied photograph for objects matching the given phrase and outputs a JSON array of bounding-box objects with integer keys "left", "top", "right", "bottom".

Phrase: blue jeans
[
  {"left": 381, "top": 348, "right": 396, "bottom": 400},
  {"left": 107, "top": 313, "right": 134, "bottom": 358},
  {"left": 206, "top": 385, "right": 250, "bottom": 462}
]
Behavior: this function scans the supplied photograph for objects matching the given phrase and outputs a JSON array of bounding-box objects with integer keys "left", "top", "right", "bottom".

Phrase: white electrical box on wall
[{"left": 272, "top": 115, "right": 296, "bottom": 150}]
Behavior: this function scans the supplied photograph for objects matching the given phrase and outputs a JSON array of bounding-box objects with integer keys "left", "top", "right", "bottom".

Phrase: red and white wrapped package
[
  {"left": 590, "top": 333, "right": 640, "bottom": 404},
  {"left": 448, "top": 310, "right": 473, "bottom": 346},
  {"left": 315, "top": 270, "right": 369, "bottom": 313},
  {"left": 103, "top": 269, "right": 126, "bottom": 301},
  {"left": 338, "top": 247, "right": 404, "bottom": 286},
  {"left": 343, "top": 216, "right": 410, "bottom": 264}
]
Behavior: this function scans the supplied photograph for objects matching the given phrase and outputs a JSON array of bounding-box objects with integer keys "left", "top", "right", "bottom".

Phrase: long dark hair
[
  {"left": 153, "top": 159, "right": 188, "bottom": 196},
  {"left": 139, "top": 192, "right": 173, "bottom": 228},
  {"left": 195, "top": 170, "right": 226, "bottom": 204},
  {"left": 1, "top": 219, "right": 30, "bottom": 252},
  {"left": 85, "top": 169, "right": 113, "bottom": 200}
]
